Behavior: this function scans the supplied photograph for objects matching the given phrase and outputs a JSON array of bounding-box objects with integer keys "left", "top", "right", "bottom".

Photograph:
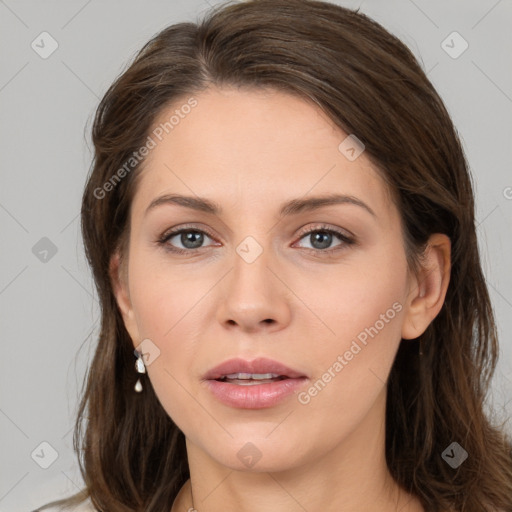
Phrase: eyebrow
[{"left": 144, "top": 193, "right": 376, "bottom": 218}]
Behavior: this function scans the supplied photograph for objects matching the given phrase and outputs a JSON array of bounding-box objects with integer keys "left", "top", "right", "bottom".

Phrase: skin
[{"left": 110, "top": 86, "right": 451, "bottom": 512}]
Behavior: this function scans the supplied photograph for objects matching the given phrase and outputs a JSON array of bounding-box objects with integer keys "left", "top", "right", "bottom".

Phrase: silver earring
[{"left": 134, "top": 352, "right": 146, "bottom": 392}]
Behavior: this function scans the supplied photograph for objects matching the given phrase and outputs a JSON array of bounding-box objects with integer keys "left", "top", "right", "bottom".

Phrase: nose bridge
[
  {"left": 231, "top": 233, "right": 273, "bottom": 302},
  {"left": 216, "top": 231, "right": 291, "bottom": 331}
]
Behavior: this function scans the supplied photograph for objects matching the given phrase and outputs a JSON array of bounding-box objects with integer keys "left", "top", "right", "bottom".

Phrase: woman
[{"left": 35, "top": 0, "right": 512, "bottom": 510}]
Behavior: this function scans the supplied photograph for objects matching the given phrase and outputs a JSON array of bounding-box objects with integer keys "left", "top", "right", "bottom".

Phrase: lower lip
[{"left": 203, "top": 378, "right": 308, "bottom": 409}]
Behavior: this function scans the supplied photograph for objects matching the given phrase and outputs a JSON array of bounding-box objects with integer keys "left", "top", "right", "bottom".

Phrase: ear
[
  {"left": 109, "top": 250, "right": 140, "bottom": 344},
  {"left": 401, "top": 233, "right": 451, "bottom": 340}
]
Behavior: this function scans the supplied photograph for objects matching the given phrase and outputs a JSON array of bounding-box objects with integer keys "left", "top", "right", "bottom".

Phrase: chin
[{"left": 201, "top": 435, "right": 311, "bottom": 473}]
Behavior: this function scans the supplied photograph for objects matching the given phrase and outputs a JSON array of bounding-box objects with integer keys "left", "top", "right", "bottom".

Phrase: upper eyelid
[{"left": 161, "top": 224, "right": 217, "bottom": 241}]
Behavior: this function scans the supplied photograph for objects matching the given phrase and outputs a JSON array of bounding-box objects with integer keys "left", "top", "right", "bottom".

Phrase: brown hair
[{"left": 37, "top": 1, "right": 512, "bottom": 511}]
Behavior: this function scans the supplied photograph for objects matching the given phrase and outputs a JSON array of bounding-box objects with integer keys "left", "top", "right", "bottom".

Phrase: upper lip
[{"left": 204, "top": 357, "right": 308, "bottom": 380}]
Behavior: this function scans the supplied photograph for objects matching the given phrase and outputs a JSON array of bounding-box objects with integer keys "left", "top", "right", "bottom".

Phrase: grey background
[{"left": 1, "top": 1, "right": 511, "bottom": 510}]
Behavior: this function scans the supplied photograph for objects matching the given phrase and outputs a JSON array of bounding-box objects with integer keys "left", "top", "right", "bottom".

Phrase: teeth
[{"left": 223, "top": 372, "right": 282, "bottom": 380}]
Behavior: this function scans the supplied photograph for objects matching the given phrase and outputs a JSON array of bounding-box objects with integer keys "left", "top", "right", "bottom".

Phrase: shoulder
[{"left": 33, "top": 496, "right": 97, "bottom": 512}]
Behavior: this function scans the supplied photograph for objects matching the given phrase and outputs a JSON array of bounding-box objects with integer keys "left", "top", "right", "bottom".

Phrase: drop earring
[{"left": 134, "top": 352, "right": 146, "bottom": 392}]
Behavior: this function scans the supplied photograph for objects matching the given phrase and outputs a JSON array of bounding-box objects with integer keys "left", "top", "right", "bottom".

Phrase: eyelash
[{"left": 156, "top": 223, "right": 355, "bottom": 256}]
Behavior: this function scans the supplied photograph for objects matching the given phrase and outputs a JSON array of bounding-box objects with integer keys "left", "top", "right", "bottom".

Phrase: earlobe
[{"left": 401, "top": 233, "right": 451, "bottom": 340}]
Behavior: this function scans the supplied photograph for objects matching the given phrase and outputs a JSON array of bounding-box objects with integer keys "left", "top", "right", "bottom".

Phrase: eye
[
  {"left": 293, "top": 224, "right": 355, "bottom": 253},
  {"left": 157, "top": 225, "right": 218, "bottom": 254},
  {"left": 157, "top": 223, "right": 355, "bottom": 255}
]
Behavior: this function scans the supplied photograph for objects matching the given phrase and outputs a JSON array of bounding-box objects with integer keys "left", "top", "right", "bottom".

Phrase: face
[{"left": 112, "top": 86, "right": 432, "bottom": 472}]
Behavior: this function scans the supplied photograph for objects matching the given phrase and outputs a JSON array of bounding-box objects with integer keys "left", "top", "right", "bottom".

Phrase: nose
[{"left": 216, "top": 243, "right": 292, "bottom": 334}]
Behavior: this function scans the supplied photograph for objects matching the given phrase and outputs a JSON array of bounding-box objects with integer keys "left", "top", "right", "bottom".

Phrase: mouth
[
  {"left": 205, "top": 374, "right": 307, "bottom": 409},
  {"left": 215, "top": 373, "right": 291, "bottom": 385},
  {"left": 202, "top": 357, "right": 308, "bottom": 408},
  {"left": 203, "top": 357, "right": 308, "bottom": 382}
]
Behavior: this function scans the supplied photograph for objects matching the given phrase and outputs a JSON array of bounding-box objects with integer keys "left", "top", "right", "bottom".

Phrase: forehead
[{"left": 131, "top": 86, "right": 395, "bottom": 221}]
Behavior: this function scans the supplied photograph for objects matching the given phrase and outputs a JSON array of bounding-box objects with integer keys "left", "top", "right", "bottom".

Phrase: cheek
[
  {"left": 127, "top": 254, "right": 215, "bottom": 415},
  {"left": 305, "top": 247, "right": 407, "bottom": 348},
  {"left": 128, "top": 253, "right": 213, "bottom": 339},
  {"left": 300, "top": 248, "right": 407, "bottom": 404}
]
